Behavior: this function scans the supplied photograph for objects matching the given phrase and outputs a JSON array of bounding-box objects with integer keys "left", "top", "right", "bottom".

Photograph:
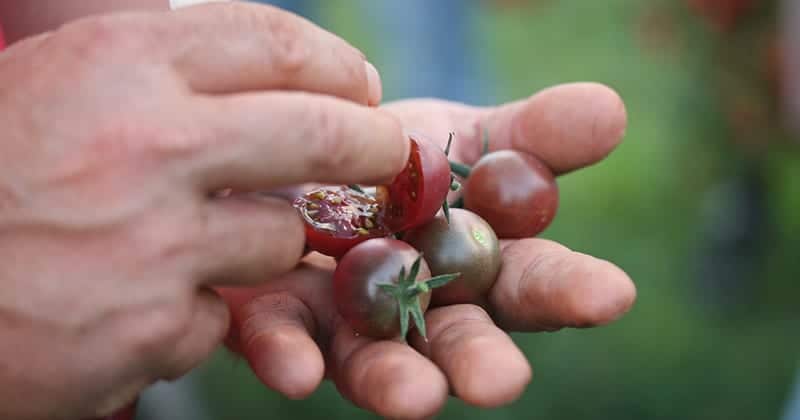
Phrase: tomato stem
[
  {"left": 482, "top": 124, "right": 490, "bottom": 156},
  {"left": 378, "top": 256, "right": 459, "bottom": 340},
  {"left": 450, "top": 161, "right": 471, "bottom": 178},
  {"left": 444, "top": 132, "right": 455, "bottom": 156},
  {"left": 441, "top": 132, "right": 459, "bottom": 224}
]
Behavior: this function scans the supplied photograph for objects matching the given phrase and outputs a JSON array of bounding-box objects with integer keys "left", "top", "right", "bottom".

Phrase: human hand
[
  {"left": 0, "top": 2, "right": 406, "bottom": 419},
  {"left": 220, "top": 82, "right": 636, "bottom": 419}
]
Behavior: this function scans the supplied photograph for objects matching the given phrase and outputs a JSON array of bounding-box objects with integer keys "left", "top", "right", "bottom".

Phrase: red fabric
[{"left": 0, "top": 22, "right": 5, "bottom": 50}]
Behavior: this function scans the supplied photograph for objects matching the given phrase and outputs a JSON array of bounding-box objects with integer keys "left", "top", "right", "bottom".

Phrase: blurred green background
[{"left": 147, "top": 0, "right": 800, "bottom": 419}]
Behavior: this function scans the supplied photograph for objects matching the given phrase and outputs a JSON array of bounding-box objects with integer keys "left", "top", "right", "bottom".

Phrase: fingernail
[{"left": 364, "top": 61, "right": 382, "bottom": 106}]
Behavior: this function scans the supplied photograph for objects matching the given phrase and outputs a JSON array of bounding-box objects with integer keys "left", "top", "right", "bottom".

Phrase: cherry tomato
[
  {"left": 404, "top": 208, "right": 501, "bottom": 305},
  {"left": 463, "top": 150, "right": 558, "bottom": 238},
  {"left": 85, "top": 400, "right": 137, "bottom": 420},
  {"left": 333, "top": 238, "right": 434, "bottom": 339},
  {"left": 293, "top": 186, "right": 390, "bottom": 258},
  {"left": 381, "top": 133, "right": 451, "bottom": 232}
]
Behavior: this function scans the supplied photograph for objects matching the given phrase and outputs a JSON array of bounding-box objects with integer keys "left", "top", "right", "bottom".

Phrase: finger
[
  {"left": 192, "top": 194, "right": 305, "bottom": 286},
  {"left": 91, "top": 399, "right": 138, "bottom": 420},
  {"left": 330, "top": 321, "right": 449, "bottom": 419},
  {"left": 489, "top": 238, "right": 637, "bottom": 331},
  {"left": 410, "top": 305, "right": 532, "bottom": 408},
  {"left": 186, "top": 92, "right": 408, "bottom": 192},
  {"left": 161, "top": 287, "right": 230, "bottom": 380},
  {"left": 477, "top": 82, "right": 628, "bottom": 174},
  {"left": 381, "top": 82, "right": 626, "bottom": 174},
  {"left": 225, "top": 291, "right": 324, "bottom": 399},
  {"left": 165, "top": 2, "right": 381, "bottom": 104}
]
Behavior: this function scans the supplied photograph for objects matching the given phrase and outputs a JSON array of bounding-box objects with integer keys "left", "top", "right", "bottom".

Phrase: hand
[
  {"left": 0, "top": 3, "right": 406, "bottom": 419},
  {"left": 219, "top": 82, "right": 636, "bottom": 419}
]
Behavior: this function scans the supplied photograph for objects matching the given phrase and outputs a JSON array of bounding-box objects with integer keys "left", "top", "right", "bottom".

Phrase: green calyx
[
  {"left": 442, "top": 132, "right": 459, "bottom": 224},
  {"left": 379, "top": 255, "right": 459, "bottom": 340},
  {"left": 447, "top": 124, "right": 489, "bottom": 210}
]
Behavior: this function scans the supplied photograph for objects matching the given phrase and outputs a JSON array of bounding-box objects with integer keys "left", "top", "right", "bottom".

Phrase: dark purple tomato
[
  {"left": 463, "top": 150, "right": 558, "bottom": 238},
  {"left": 403, "top": 208, "right": 501, "bottom": 306},
  {"left": 333, "top": 238, "right": 432, "bottom": 339}
]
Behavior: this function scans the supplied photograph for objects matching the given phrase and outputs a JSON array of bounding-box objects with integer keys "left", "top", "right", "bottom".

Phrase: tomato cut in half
[
  {"left": 293, "top": 186, "right": 390, "bottom": 258},
  {"left": 381, "top": 134, "right": 451, "bottom": 232}
]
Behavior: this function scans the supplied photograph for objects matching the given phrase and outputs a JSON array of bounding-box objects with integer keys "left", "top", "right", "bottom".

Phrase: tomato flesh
[
  {"left": 333, "top": 238, "right": 432, "bottom": 339},
  {"left": 464, "top": 150, "right": 558, "bottom": 238},
  {"left": 293, "top": 186, "right": 389, "bottom": 258},
  {"left": 382, "top": 134, "right": 451, "bottom": 232}
]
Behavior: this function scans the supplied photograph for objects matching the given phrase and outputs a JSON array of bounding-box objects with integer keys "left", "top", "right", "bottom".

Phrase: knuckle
[
  {"left": 58, "top": 16, "right": 150, "bottom": 63},
  {"left": 222, "top": 5, "right": 312, "bottom": 75},
  {"left": 306, "top": 103, "right": 354, "bottom": 172},
  {"left": 131, "top": 298, "right": 192, "bottom": 356},
  {"left": 266, "top": 14, "right": 310, "bottom": 75}
]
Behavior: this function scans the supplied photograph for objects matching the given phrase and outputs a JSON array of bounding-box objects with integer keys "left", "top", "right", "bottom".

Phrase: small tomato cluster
[{"left": 292, "top": 132, "right": 558, "bottom": 340}]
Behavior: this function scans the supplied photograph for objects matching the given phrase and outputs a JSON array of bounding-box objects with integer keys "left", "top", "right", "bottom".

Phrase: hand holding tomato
[
  {"left": 219, "top": 82, "right": 636, "bottom": 419},
  {"left": 0, "top": 2, "right": 407, "bottom": 419}
]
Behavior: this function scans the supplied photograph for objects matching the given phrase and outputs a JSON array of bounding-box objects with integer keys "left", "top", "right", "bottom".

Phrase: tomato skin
[
  {"left": 403, "top": 209, "right": 501, "bottom": 306},
  {"left": 463, "top": 150, "right": 558, "bottom": 238},
  {"left": 85, "top": 400, "right": 137, "bottom": 420},
  {"left": 384, "top": 134, "right": 451, "bottom": 232},
  {"left": 302, "top": 223, "right": 375, "bottom": 259},
  {"left": 333, "top": 239, "right": 432, "bottom": 339}
]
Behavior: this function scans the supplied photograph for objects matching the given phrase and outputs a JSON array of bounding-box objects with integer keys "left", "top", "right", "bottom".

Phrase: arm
[{"left": 0, "top": 0, "right": 169, "bottom": 43}]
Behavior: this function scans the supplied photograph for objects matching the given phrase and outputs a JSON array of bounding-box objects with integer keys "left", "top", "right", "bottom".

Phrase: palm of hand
[{"left": 218, "top": 82, "right": 636, "bottom": 419}]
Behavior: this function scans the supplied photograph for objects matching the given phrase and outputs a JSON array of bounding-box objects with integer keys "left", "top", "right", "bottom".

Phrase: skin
[{"left": 0, "top": 1, "right": 637, "bottom": 419}]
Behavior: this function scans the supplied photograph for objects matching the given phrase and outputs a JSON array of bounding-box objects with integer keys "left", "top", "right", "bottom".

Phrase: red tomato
[
  {"left": 333, "top": 238, "right": 432, "bottom": 339},
  {"left": 381, "top": 133, "right": 451, "bottom": 232},
  {"left": 463, "top": 150, "right": 558, "bottom": 238},
  {"left": 293, "top": 186, "right": 390, "bottom": 258},
  {"left": 686, "top": 0, "right": 756, "bottom": 32}
]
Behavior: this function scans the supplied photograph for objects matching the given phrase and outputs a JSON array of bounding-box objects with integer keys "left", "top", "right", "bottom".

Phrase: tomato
[
  {"left": 293, "top": 186, "right": 390, "bottom": 258},
  {"left": 380, "top": 133, "right": 451, "bottom": 232},
  {"left": 85, "top": 400, "right": 137, "bottom": 420},
  {"left": 463, "top": 150, "right": 558, "bottom": 238},
  {"left": 333, "top": 238, "right": 457, "bottom": 339},
  {"left": 403, "top": 208, "right": 501, "bottom": 306},
  {"left": 686, "top": 0, "right": 755, "bottom": 32}
]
